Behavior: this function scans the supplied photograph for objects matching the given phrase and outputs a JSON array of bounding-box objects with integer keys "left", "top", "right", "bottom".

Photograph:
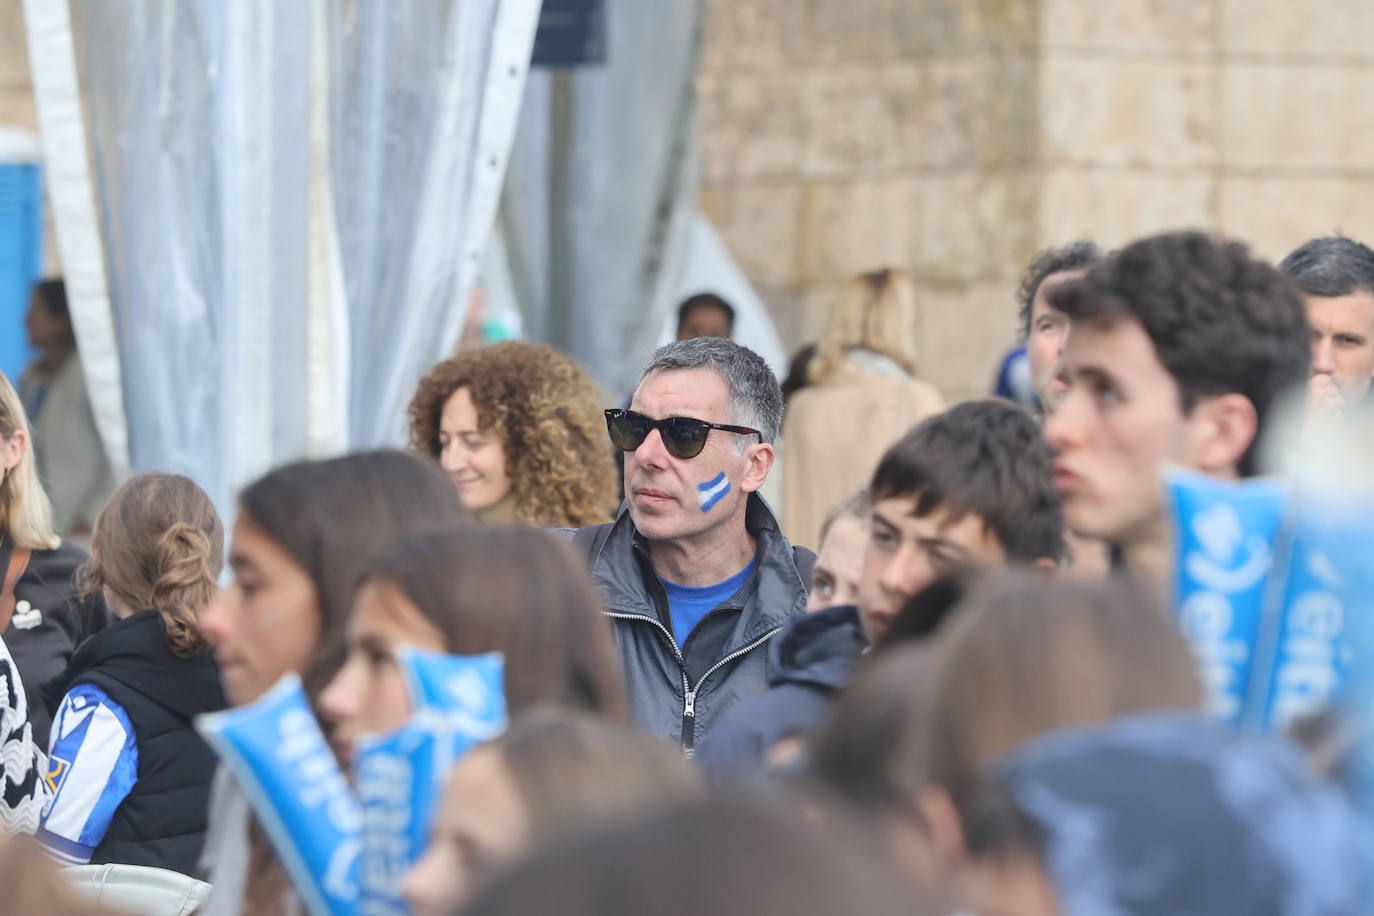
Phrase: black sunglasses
[{"left": 605, "top": 408, "right": 761, "bottom": 460}]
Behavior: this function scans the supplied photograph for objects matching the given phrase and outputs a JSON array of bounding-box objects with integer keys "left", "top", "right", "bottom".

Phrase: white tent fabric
[
  {"left": 27, "top": 0, "right": 538, "bottom": 518},
  {"left": 20, "top": 1, "right": 131, "bottom": 480},
  {"left": 500, "top": 0, "right": 786, "bottom": 399}
]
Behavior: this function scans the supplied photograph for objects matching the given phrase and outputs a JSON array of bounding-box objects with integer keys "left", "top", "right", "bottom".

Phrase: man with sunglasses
[{"left": 571, "top": 338, "right": 813, "bottom": 754}]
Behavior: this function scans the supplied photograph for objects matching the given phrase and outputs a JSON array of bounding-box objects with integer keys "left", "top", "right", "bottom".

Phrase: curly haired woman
[{"left": 408, "top": 342, "right": 618, "bottom": 528}]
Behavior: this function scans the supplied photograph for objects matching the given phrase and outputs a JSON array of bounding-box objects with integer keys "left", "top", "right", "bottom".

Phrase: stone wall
[
  {"left": 0, "top": 0, "right": 34, "bottom": 130},
  {"left": 699, "top": 0, "right": 1374, "bottom": 403},
  {"left": 6, "top": 0, "right": 1374, "bottom": 403}
]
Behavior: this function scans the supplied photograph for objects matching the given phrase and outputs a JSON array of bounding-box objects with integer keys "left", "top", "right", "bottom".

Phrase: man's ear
[
  {"left": 739, "top": 441, "right": 775, "bottom": 494},
  {"left": 915, "top": 787, "right": 967, "bottom": 871},
  {"left": 1187, "top": 392, "right": 1257, "bottom": 477}
]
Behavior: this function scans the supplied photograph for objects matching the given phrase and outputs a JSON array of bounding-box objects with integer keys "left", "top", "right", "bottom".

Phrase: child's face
[
  {"left": 806, "top": 516, "right": 869, "bottom": 612},
  {"left": 857, "top": 497, "right": 1005, "bottom": 644}
]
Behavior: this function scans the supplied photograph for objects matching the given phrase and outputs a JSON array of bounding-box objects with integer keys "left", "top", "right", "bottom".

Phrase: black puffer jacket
[
  {"left": 43, "top": 609, "right": 225, "bottom": 874},
  {"left": 3, "top": 537, "right": 110, "bottom": 749},
  {"left": 572, "top": 494, "right": 813, "bottom": 753}
]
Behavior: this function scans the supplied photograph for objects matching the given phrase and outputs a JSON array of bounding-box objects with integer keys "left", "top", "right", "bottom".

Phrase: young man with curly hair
[{"left": 1044, "top": 231, "right": 1310, "bottom": 593}]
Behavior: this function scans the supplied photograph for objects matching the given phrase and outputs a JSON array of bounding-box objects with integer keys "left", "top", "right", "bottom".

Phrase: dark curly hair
[
  {"left": 408, "top": 341, "right": 618, "bottom": 528},
  {"left": 1049, "top": 231, "right": 1310, "bottom": 477},
  {"left": 870, "top": 399, "right": 1063, "bottom": 564},
  {"left": 1017, "top": 240, "right": 1104, "bottom": 340}
]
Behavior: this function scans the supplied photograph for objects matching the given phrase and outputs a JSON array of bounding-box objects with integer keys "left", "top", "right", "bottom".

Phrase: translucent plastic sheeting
[
  {"left": 62, "top": 0, "right": 537, "bottom": 518},
  {"left": 502, "top": 0, "right": 787, "bottom": 399}
]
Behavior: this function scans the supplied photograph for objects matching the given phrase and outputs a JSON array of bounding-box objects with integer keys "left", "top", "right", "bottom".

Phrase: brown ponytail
[{"left": 86, "top": 473, "right": 223, "bottom": 657}]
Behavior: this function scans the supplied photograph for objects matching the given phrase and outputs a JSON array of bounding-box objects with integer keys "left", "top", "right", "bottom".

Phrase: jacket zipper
[{"left": 606, "top": 611, "right": 781, "bottom": 757}]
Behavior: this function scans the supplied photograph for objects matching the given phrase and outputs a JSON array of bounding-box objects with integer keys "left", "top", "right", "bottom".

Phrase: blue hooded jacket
[{"left": 696, "top": 603, "right": 865, "bottom": 782}]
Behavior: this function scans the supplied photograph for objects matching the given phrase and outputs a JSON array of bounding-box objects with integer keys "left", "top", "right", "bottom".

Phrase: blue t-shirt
[
  {"left": 661, "top": 558, "right": 757, "bottom": 644},
  {"left": 37, "top": 683, "right": 139, "bottom": 865}
]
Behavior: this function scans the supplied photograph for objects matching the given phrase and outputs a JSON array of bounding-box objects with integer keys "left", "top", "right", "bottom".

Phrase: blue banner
[
  {"left": 355, "top": 650, "right": 506, "bottom": 914},
  {"left": 1169, "top": 471, "right": 1287, "bottom": 725},
  {"left": 196, "top": 675, "right": 361, "bottom": 916}
]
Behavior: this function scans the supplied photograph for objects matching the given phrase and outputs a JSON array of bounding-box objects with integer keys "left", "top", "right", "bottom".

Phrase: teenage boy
[
  {"left": 698, "top": 399, "right": 1063, "bottom": 777},
  {"left": 1044, "top": 231, "right": 1310, "bottom": 593}
]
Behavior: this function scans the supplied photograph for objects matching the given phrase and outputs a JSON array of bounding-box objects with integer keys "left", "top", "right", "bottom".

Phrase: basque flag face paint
[{"left": 697, "top": 472, "right": 731, "bottom": 513}]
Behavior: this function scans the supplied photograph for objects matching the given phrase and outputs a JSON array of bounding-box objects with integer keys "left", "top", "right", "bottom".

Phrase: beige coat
[
  {"left": 780, "top": 358, "right": 945, "bottom": 550},
  {"left": 20, "top": 353, "right": 117, "bottom": 541}
]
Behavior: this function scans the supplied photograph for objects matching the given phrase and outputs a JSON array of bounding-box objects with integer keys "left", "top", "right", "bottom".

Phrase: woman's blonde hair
[
  {"left": 0, "top": 372, "right": 58, "bottom": 550},
  {"left": 807, "top": 268, "right": 921, "bottom": 386},
  {"left": 86, "top": 472, "right": 223, "bottom": 656}
]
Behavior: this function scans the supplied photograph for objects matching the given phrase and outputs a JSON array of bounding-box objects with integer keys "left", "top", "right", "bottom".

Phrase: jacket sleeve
[
  {"left": 0, "top": 635, "right": 51, "bottom": 836},
  {"left": 35, "top": 684, "right": 139, "bottom": 864}
]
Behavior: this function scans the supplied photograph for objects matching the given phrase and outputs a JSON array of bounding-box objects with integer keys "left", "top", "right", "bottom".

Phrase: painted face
[
  {"left": 1044, "top": 318, "right": 1205, "bottom": 545},
  {"left": 1306, "top": 291, "right": 1374, "bottom": 405},
  {"left": 438, "top": 387, "right": 513, "bottom": 517},
  {"left": 962, "top": 854, "right": 1062, "bottom": 916},
  {"left": 201, "top": 514, "right": 322, "bottom": 706},
  {"left": 403, "top": 745, "right": 530, "bottom": 916},
  {"left": 806, "top": 516, "right": 869, "bottom": 612},
  {"left": 623, "top": 369, "right": 758, "bottom": 543},
  {"left": 676, "top": 305, "right": 733, "bottom": 341},
  {"left": 317, "top": 580, "right": 446, "bottom": 769},
  {"left": 857, "top": 497, "right": 1006, "bottom": 644},
  {"left": 1026, "top": 270, "right": 1087, "bottom": 412}
]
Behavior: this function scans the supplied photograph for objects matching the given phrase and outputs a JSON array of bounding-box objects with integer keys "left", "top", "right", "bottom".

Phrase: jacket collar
[{"left": 593, "top": 492, "right": 807, "bottom": 639}]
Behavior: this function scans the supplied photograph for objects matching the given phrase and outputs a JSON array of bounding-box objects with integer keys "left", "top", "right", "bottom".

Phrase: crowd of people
[{"left": 0, "top": 227, "right": 1371, "bottom": 914}]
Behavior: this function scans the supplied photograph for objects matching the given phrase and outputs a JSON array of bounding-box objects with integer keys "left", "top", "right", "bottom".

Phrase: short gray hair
[{"left": 637, "top": 338, "right": 784, "bottom": 444}]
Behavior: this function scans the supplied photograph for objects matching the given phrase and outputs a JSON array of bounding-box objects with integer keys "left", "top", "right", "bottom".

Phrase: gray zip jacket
[{"left": 571, "top": 494, "right": 813, "bottom": 754}]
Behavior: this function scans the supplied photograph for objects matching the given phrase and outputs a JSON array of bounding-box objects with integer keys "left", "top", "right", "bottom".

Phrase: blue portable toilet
[{"left": 0, "top": 127, "right": 43, "bottom": 385}]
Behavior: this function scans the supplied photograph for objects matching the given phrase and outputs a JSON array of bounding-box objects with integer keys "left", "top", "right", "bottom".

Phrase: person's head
[
  {"left": 408, "top": 341, "right": 617, "bottom": 526},
  {"left": 85, "top": 473, "right": 223, "bottom": 655},
  {"left": 405, "top": 709, "right": 701, "bottom": 915},
  {"left": 0, "top": 372, "right": 58, "bottom": 550},
  {"left": 675, "top": 292, "right": 736, "bottom": 341},
  {"left": 201, "top": 450, "right": 468, "bottom": 708},
  {"left": 1016, "top": 241, "right": 1104, "bottom": 411},
  {"left": 812, "top": 575, "right": 1202, "bottom": 895},
  {"left": 958, "top": 713, "right": 1363, "bottom": 916},
  {"left": 1045, "top": 231, "right": 1310, "bottom": 546},
  {"left": 319, "top": 525, "right": 627, "bottom": 762},
  {"left": 807, "top": 488, "right": 871, "bottom": 612},
  {"left": 908, "top": 574, "right": 1202, "bottom": 864},
  {"left": 454, "top": 796, "right": 927, "bottom": 916},
  {"left": 808, "top": 268, "right": 920, "bottom": 386},
  {"left": 859, "top": 400, "right": 1063, "bottom": 644},
  {"left": 614, "top": 337, "right": 781, "bottom": 545},
  {"left": 1281, "top": 235, "right": 1374, "bottom": 406},
  {"left": 26, "top": 278, "right": 74, "bottom": 354},
  {"left": 780, "top": 343, "right": 818, "bottom": 406}
]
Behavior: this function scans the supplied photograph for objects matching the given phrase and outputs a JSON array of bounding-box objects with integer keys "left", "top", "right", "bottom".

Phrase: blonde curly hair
[{"left": 408, "top": 342, "right": 618, "bottom": 528}]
